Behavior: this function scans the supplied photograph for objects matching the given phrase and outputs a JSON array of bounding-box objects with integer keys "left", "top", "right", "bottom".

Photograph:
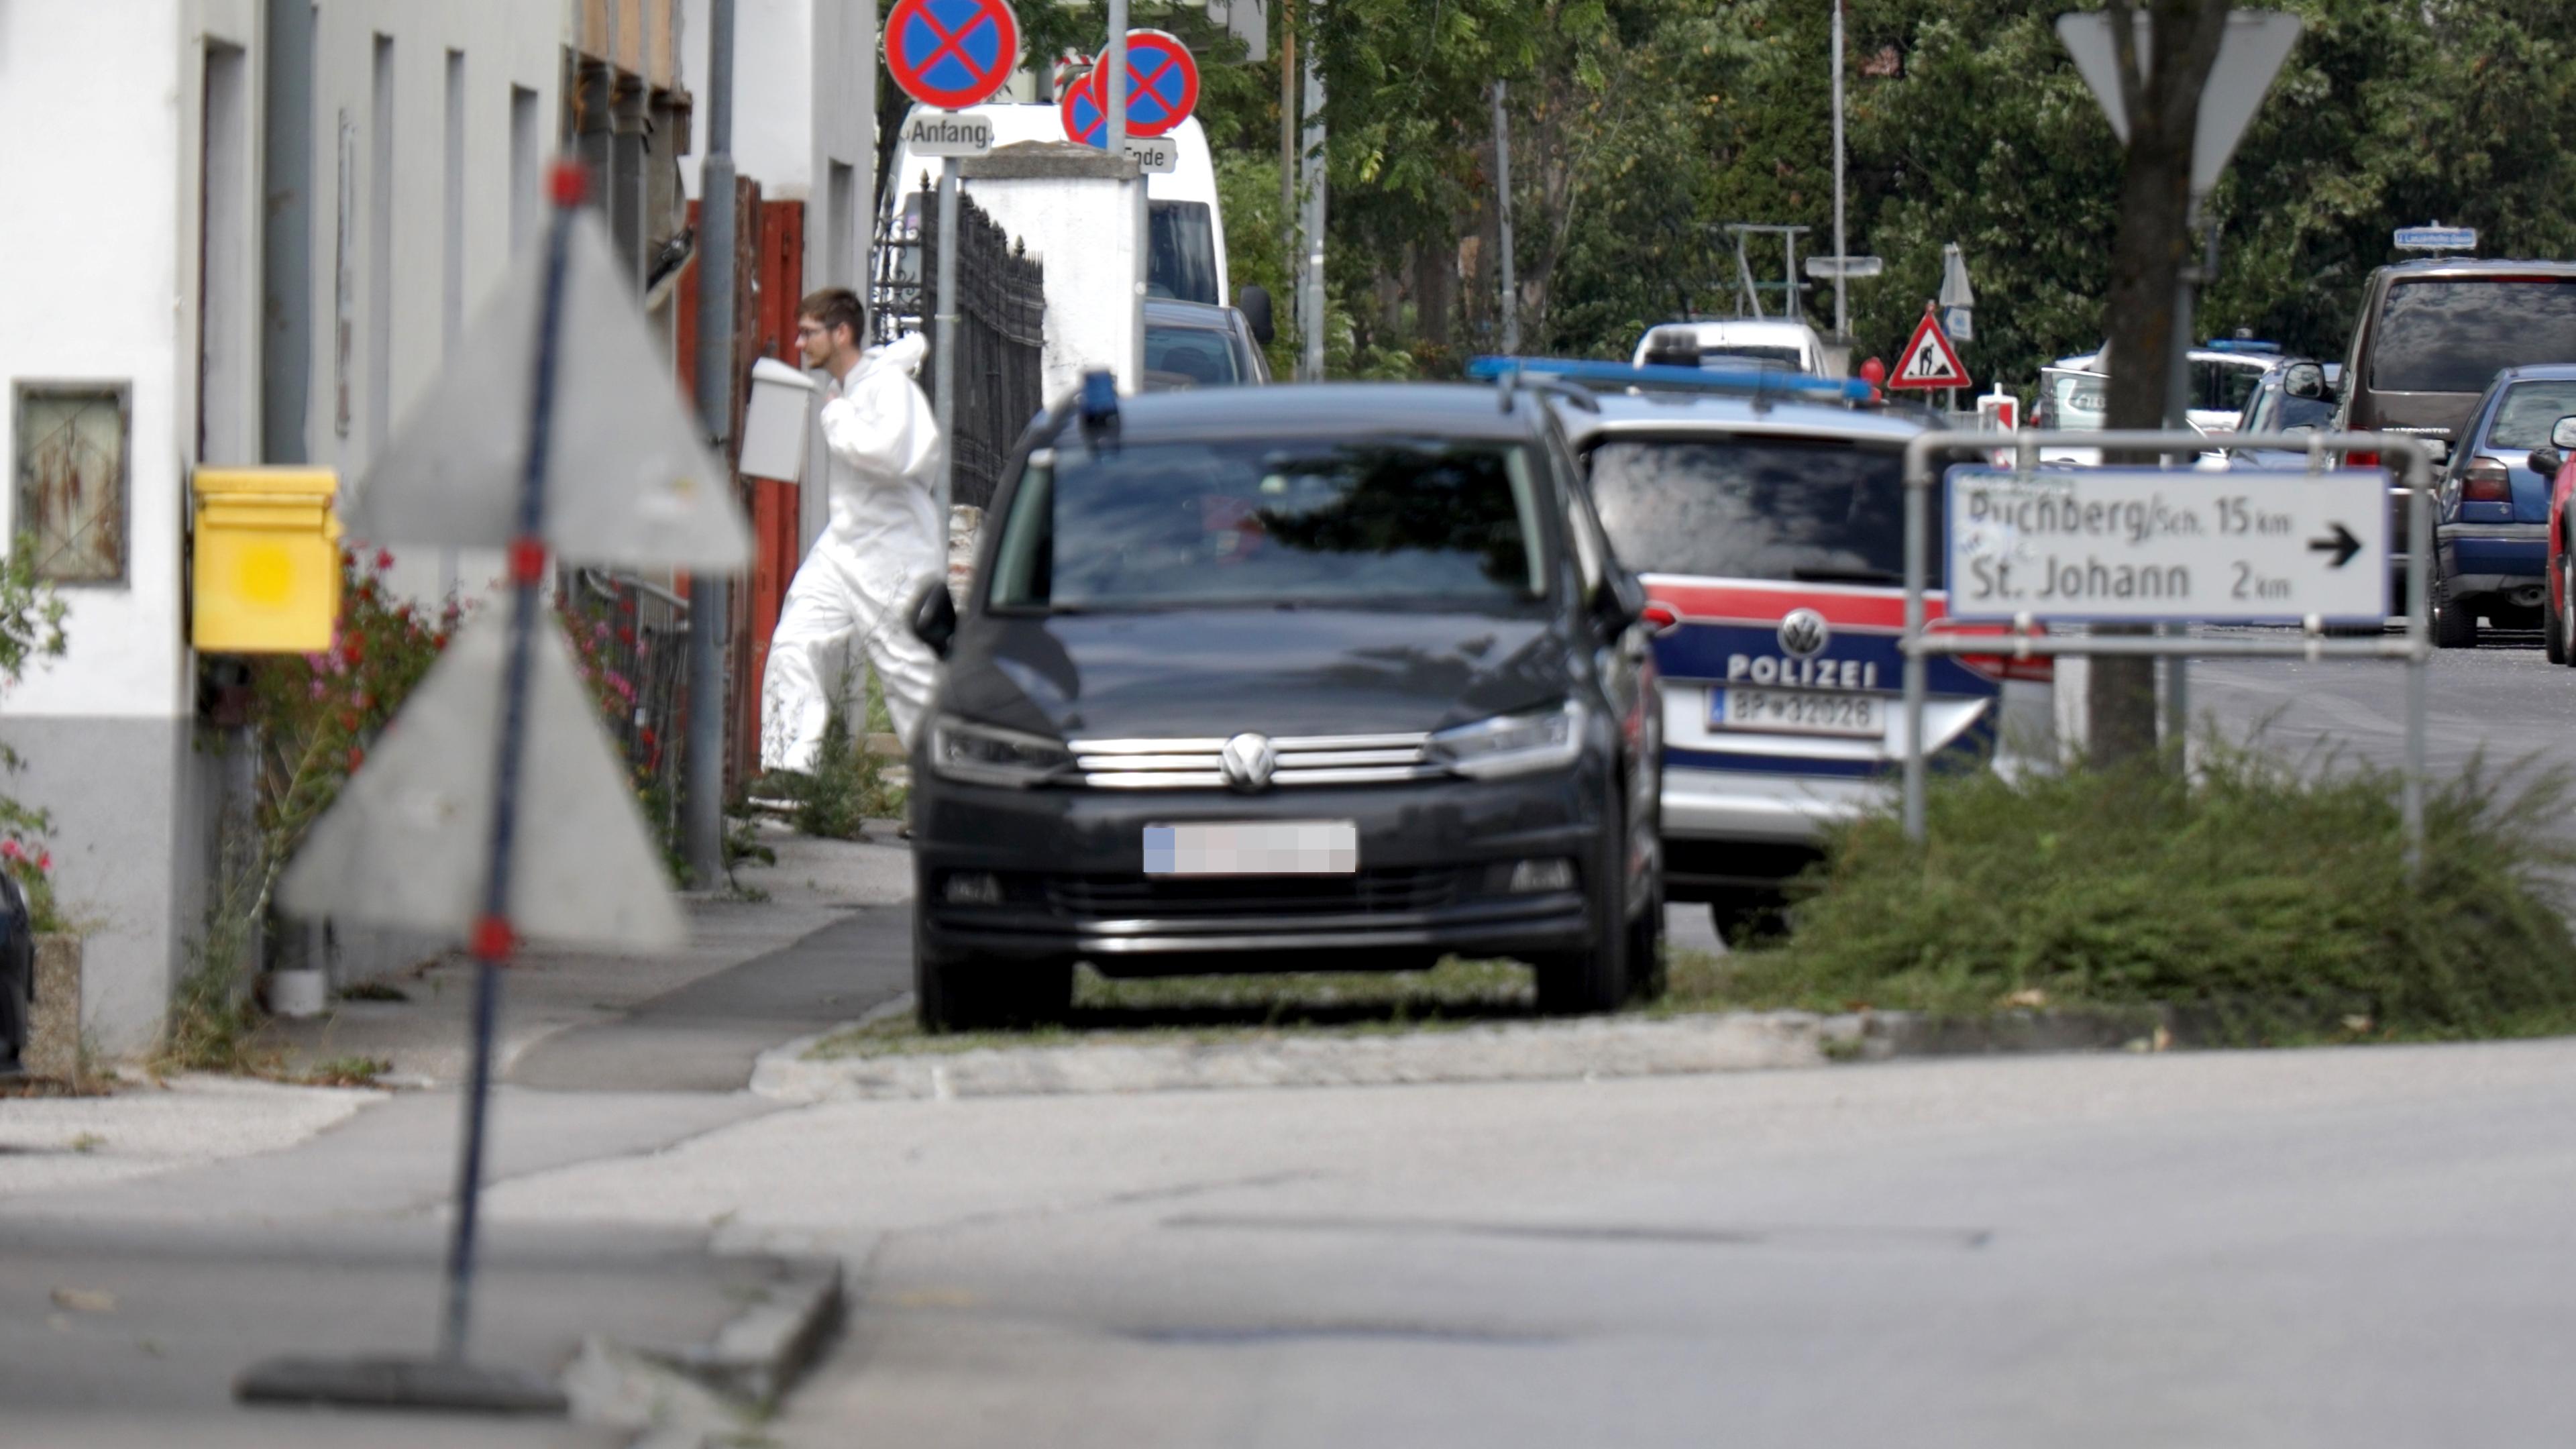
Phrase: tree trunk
[
  {"left": 2089, "top": 0, "right": 2232, "bottom": 767},
  {"left": 1415, "top": 239, "right": 1454, "bottom": 350}
]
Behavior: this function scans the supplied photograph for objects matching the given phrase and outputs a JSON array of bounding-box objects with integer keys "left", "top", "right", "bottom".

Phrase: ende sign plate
[{"left": 1942, "top": 467, "right": 2391, "bottom": 624}]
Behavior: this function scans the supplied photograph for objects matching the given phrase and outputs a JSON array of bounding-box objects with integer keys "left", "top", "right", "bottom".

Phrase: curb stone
[
  {"left": 749, "top": 1003, "right": 2186, "bottom": 1104},
  {"left": 563, "top": 1255, "right": 844, "bottom": 1446}
]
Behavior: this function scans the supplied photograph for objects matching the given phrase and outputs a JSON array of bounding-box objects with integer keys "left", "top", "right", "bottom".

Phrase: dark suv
[{"left": 904, "top": 381, "right": 1664, "bottom": 1030}]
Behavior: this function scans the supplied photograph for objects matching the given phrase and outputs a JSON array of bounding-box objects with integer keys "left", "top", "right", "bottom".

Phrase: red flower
[
  {"left": 374, "top": 548, "right": 395, "bottom": 570},
  {"left": 337, "top": 709, "right": 361, "bottom": 732},
  {"left": 346, "top": 746, "right": 366, "bottom": 771},
  {"left": 36, "top": 852, "right": 50, "bottom": 874},
  {"left": 341, "top": 634, "right": 364, "bottom": 665},
  {"left": 1, "top": 840, "right": 21, "bottom": 863}
]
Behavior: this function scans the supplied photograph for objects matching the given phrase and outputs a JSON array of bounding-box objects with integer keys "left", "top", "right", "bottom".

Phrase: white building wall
[{"left": 678, "top": 0, "right": 876, "bottom": 289}]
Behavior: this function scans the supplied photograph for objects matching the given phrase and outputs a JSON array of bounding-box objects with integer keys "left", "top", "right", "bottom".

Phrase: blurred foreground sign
[
  {"left": 1943, "top": 466, "right": 2389, "bottom": 624},
  {"left": 279, "top": 609, "right": 686, "bottom": 948},
  {"left": 346, "top": 209, "right": 751, "bottom": 572}
]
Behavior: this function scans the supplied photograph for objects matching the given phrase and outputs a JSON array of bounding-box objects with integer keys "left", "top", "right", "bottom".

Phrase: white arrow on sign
[
  {"left": 279, "top": 608, "right": 687, "bottom": 949},
  {"left": 1943, "top": 466, "right": 2389, "bottom": 624},
  {"left": 2056, "top": 11, "right": 2304, "bottom": 194},
  {"left": 346, "top": 209, "right": 753, "bottom": 572}
]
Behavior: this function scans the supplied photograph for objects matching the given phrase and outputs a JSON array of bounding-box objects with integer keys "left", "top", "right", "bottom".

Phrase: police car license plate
[
  {"left": 1713, "top": 687, "right": 1886, "bottom": 739},
  {"left": 1144, "top": 821, "right": 1358, "bottom": 875}
]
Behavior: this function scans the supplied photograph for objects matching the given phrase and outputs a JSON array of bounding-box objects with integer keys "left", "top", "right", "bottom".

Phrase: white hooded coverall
[{"left": 760, "top": 333, "right": 947, "bottom": 772}]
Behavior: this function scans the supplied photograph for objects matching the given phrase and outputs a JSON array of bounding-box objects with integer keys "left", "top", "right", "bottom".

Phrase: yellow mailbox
[{"left": 191, "top": 468, "right": 342, "bottom": 653}]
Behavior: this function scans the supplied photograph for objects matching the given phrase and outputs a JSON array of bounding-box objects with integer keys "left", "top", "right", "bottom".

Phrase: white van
[{"left": 881, "top": 103, "right": 1230, "bottom": 306}]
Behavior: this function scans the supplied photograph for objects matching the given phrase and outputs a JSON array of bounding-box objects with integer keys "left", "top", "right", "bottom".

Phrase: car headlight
[
  {"left": 1428, "top": 700, "right": 1587, "bottom": 780},
  {"left": 928, "top": 716, "right": 1074, "bottom": 788}
]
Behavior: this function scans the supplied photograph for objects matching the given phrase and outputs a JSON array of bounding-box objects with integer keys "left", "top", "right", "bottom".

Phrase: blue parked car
[{"left": 2432, "top": 365, "right": 2576, "bottom": 647}]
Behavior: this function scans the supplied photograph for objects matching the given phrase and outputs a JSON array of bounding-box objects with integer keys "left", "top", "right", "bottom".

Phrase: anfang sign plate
[
  {"left": 1943, "top": 466, "right": 2390, "bottom": 624},
  {"left": 903, "top": 110, "right": 994, "bottom": 156}
]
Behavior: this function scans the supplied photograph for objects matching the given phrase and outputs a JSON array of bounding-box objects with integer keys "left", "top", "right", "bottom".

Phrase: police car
[{"left": 1507, "top": 358, "right": 2057, "bottom": 938}]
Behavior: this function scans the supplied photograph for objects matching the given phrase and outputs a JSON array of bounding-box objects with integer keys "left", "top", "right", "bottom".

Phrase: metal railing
[
  {"left": 1898, "top": 429, "right": 2438, "bottom": 867},
  {"left": 570, "top": 568, "right": 692, "bottom": 843}
]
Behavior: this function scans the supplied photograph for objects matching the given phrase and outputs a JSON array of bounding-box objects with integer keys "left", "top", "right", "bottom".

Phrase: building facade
[{"left": 0, "top": 0, "right": 731, "bottom": 1054}]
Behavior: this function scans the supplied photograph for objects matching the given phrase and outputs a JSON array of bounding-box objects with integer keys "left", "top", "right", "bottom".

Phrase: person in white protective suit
[{"left": 760, "top": 288, "right": 947, "bottom": 773}]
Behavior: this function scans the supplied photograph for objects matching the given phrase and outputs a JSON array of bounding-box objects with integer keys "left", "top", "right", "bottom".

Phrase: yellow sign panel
[{"left": 191, "top": 468, "right": 341, "bottom": 653}]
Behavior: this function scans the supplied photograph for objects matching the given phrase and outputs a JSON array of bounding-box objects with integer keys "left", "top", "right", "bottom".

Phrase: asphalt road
[
  {"left": 2188, "top": 627, "right": 2576, "bottom": 778},
  {"left": 483, "top": 1036, "right": 2576, "bottom": 1449}
]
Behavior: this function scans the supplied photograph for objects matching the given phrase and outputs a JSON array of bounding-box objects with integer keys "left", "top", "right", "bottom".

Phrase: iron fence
[
  {"left": 915, "top": 191, "right": 1048, "bottom": 510},
  {"left": 568, "top": 568, "right": 691, "bottom": 845}
]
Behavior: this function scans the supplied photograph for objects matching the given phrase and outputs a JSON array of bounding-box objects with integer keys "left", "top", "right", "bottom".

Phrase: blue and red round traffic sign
[
  {"left": 885, "top": 0, "right": 1020, "bottom": 113},
  {"left": 1059, "top": 32, "right": 1199, "bottom": 148},
  {"left": 1118, "top": 30, "right": 1199, "bottom": 138},
  {"left": 1060, "top": 65, "right": 1108, "bottom": 148}
]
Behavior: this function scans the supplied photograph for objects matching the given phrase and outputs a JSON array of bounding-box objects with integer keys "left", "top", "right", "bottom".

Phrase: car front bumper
[{"left": 914, "top": 768, "right": 1608, "bottom": 968}]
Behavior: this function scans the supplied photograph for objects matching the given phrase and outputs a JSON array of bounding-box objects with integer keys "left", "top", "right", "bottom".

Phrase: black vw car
[{"left": 905, "top": 379, "right": 1663, "bottom": 1030}]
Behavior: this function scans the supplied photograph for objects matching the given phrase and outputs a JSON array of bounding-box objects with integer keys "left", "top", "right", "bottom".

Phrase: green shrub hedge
[{"left": 1725, "top": 741, "right": 2576, "bottom": 1040}]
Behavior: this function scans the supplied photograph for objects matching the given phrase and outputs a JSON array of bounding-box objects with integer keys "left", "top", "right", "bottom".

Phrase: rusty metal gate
[{"left": 914, "top": 193, "right": 1046, "bottom": 511}]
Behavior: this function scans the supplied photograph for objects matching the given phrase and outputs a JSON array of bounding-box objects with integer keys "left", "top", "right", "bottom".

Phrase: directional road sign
[
  {"left": 2395, "top": 224, "right": 2478, "bottom": 252},
  {"left": 1804, "top": 254, "right": 1883, "bottom": 279},
  {"left": 1122, "top": 134, "right": 1179, "bottom": 172},
  {"left": 2057, "top": 11, "right": 2303, "bottom": 194},
  {"left": 885, "top": 0, "right": 1021, "bottom": 113},
  {"left": 1115, "top": 30, "right": 1199, "bottom": 138},
  {"left": 1942, "top": 466, "right": 2390, "bottom": 623},
  {"left": 1889, "top": 306, "right": 1970, "bottom": 390}
]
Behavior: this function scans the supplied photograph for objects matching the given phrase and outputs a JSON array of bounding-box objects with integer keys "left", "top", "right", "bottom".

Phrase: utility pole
[
  {"left": 1299, "top": 13, "right": 1326, "bottom": 382},
  {"left": 1831, "top": 0, "right": 1847, "bottom": 338},
  {"left": 1280, "top": 0, "right": 1297, "bottom": 286},
  {"left": 685, "top": 0, "right": 736, "bottom": 885},
  {"left": 1491, "top": 80, "right": 1518, "bottom": 355},
  {"left": 1108, "top": 0, "right": 1140, "bottom": 389}
]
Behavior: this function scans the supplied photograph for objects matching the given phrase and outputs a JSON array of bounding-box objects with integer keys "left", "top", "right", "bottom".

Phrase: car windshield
[
  {"left": 2487, "top": 380, "right": 2576, "bottom": 450},
  {"left": 2193, "top": 359, "right": 2267, "bottom": 415},
  {"left": 987, "top": 437, "right": 1548, "bottom": 610},
  {"left": 1585, "top": 437, "right": 1933, "bottom": 587},
  {"left": 1146, "top": 201, "right": 1219, "bottom": 304},
  {"left": 1701, "top": 345, "right": 1805, "bottom": 370},
  {"left": 2372, "top": 278, "right": 2576, "bottom": 394},
  {"left": 1143, "top": 324, "right": 1240, "bottom": 390}
]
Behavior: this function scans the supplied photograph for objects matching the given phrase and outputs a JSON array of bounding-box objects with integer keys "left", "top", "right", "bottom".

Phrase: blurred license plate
[
  {"left": 1713, "top": 688, "right": 1886, "bottom": 739},
  {"left": 1144, "top": 821, "right": 1358, "bottom": 875}
]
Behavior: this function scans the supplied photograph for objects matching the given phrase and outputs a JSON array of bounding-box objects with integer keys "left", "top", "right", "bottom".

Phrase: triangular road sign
[
  {"left": 1888, "top": 308, "right": 1970, "bottom": 390},
  {"left": 278, "top": 608, "right": 688, "bottom": 951},
  {"left": 345, "top": 209, "right": 753, "bottom": 572}
]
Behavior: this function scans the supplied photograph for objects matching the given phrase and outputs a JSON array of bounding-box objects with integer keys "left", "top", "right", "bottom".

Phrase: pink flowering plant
[{"left": 0, "top": 535, "right": 70, "bottom": 932}]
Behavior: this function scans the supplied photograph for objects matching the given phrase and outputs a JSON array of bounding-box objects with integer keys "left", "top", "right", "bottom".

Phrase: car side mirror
[
  {"left": 908, "top": 580, "right": 958, "bottom": 659},
  {"left": 1237, "top": 284, "right": 1276, "bottom": 347},
  {"left": 2554, "top": 416, "right": 2576, "bottom": 452},
  {"left": 2287, "top": 368, "right": 2327, "bottom": 402},
  {"left": 2533, "top": 446, "right": 2567, "bottom": 478}
]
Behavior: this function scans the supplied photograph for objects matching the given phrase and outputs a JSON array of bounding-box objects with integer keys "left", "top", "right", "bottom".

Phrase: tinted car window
[
  {"left": 1586, "top": 438, "right": 1933, "bottom": 586},
  {"left": 2371, "top": 279, "right": 2576, "bottom": 394},
  {"left": 989, "top": 438, "right": 1548, "bottom": 610},
  {"left": 1143, "top": 324, "right": 1240, "bottom": 389},
  {"left": 1146, "top": 201, "right": 1218, "bottom": 305},
  {"left": 1701, "top": 345, "right": 1805, "bottom": 370},
  {"left": 2194, "top": 359, "right": 2267, "bottom": 414},
  {"left": 2488, "top": 380, "right": 2576, "bottom": 449}
]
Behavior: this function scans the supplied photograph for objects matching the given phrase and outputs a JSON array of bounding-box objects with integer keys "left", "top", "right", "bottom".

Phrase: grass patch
[
  {"left": 299, "top": 1055, "right": 392, "bottom": 1087},
  {"left": 1721, "top": 738, "right": 2576, "bottom": 1042},
  {"left": 788, "top": 693, "right": 905, "bottom": 841}
]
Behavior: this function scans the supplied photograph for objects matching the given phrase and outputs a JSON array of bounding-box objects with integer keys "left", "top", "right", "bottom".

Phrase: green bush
[{"left": 1726, "top": 740, "right": 2576, "bottom": 1040}]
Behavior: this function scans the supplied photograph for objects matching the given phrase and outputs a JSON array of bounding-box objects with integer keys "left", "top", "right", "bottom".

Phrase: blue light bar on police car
[{"left": 1466, "top": 355, "right": 1873, "bottom": 403}]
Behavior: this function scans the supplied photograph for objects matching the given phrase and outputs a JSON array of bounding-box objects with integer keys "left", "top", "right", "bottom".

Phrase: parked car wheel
[
  {"left": 2432, "top": 571, "right": 2481, "bottom": 649},
  {"left": 914, "top": 920, "right": 1073, "bottom": 1032},
  {"left": 1534, "top": 836, "right": 1635, "bottom": 1016}
]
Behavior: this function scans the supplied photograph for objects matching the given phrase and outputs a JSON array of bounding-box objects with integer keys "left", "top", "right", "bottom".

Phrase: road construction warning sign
[{"left": 1889, "top": 305, "right": 1970, "bottom": 390}]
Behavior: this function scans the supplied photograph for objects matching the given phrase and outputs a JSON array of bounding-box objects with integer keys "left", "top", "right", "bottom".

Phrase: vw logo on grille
[
  {"left": 1778, "top": 608, "right": 1831, "bottom": 659},
  {"left": 1220, "top": 733, "right": 1278, "bottom": 792}
]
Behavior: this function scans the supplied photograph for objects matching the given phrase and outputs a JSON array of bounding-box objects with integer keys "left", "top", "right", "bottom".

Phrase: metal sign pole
[
  {"left": 442, "top": 168, "right": 580, "bottom": 1366},
  {"left": 933, "top": 155, "right": 959, "bottom": 545}
]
